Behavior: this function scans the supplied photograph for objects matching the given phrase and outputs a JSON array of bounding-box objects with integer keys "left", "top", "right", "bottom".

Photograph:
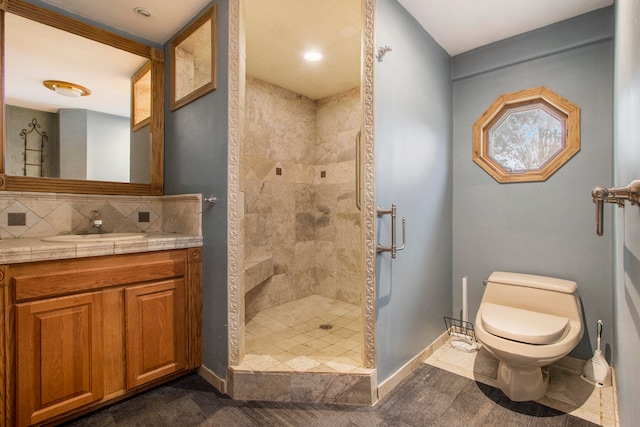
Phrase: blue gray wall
[
  {"left": 374, "top": 0, "right": 452, "bottom": 383},
  {"left": 613, "top": 0, "right": 640, "bottom": 423},
  {"left": 164, "top": 1, "right": 230, "bottom": 379},
  {"left": 452, "top": 8, "right": 614, "bottom": 360},
  {"left": 86, "top": 110, "right": 130, "bottom": 182},
  {"left": 58, "top": 109, "right": 88, "bottom": 180}
]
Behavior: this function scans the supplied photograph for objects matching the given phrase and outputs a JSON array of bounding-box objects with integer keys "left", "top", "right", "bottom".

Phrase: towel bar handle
[{"left": 592, "top": 179, "right": 640, "bottom": 236}]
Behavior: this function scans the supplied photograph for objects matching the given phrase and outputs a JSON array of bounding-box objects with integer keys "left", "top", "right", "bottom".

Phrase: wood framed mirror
[{"left": 0, "top": 0, "right": 164, "bottom": 195}]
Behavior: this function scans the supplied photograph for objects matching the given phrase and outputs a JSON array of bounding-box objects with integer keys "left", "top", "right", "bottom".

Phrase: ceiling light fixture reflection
[
  {"left": 43, "top": 80, "right": 91, "bottom": 97},
  {"left": 303, "top": 51, "right": 323, "bottom": 62},
  {"left": 133, "top": 7, "right": 152, "bottom": 18}
]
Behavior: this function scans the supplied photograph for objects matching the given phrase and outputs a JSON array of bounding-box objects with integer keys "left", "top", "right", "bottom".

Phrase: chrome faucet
[{"left": 84, "top": 210, "right": 104, "bottom": 234}]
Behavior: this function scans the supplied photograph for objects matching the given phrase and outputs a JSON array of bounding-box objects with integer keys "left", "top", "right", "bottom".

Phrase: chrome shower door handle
[
  {"left": 397, "top": 217, "right": 406, "bottom": 252},
  {"left": 377, "top": 204, "right": 406, "bottom": 258}
]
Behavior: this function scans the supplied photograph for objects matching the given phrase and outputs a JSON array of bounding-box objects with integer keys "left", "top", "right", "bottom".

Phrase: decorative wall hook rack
[
  {"left": 591, "top": 179, "right": 640, "bottom": 235},
  {"left": 376, "top": 45, "right": 392, "bottom": 62}
]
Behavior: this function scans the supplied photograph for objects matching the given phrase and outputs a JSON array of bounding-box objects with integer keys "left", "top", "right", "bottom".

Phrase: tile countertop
[{"left": 0, "top": 233, "right": 203, "bottom": 264}]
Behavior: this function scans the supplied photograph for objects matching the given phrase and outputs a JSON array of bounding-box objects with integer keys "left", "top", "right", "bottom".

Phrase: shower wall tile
[{"left": 243, "top": 77, "right": 362, "bottom": 312}]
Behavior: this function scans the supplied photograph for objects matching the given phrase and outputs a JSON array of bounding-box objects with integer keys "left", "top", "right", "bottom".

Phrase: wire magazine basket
[{"left": 444, "top": 316, "right": 479, "bottom": 352}]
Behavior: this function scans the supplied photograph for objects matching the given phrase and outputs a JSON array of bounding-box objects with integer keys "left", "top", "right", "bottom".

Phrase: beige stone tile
[
  {"left": 285, "top": 356, "right": 320, "bottom": 371},
  {"left": 425, "top": 337, "right": 617, "bottom": 427},
  {"left": 306, "top": 339, "right": 330, "bottom": 351},
  {"left": 317, "top": 333, "right": 343, "bottom": 345},
  {"left": 264, "top": 363, "right": 291, "bottom": 372},
  {"left": 273, "top": 338, "right": 300, "bottom": 351},
  {"left": 308, "top": 364, "right": 338, "bottom": 373},
  {"left": 333, "top": 327, "right": 358, "bottom": 339},
  {"left": 306, "top": 328, "right": 329, "bottom": 339},
  {"left": 325, "top": 358, "right": 359, "bottom": 373},
  {"left": 335, "top": 338, "right": 361, "bottom": 351},
  {"left": 331, "top": 316, "right": 353, "bottom": 328},
  {"left": 250, "top": 325, "right": 273, "bottom": 338},
  {"left": 290, "top": 333, "right": 315, "bottom": 345},
  {"left": 289, "top": 344, "right": 315, "bottom": 357},
  {"left": 319, "top": 344, "right": 348, "bottom": 357},
  {"left": 244, "top": 355, "right": 281, "bottom": 371},
  {"left": 546, "top": 365, "right": 601, "bottom": 412}
]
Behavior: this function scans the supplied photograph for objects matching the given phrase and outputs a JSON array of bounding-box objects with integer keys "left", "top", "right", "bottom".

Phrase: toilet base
[{"left": 496, "top": 361, "right": 549, "bottom": 402}]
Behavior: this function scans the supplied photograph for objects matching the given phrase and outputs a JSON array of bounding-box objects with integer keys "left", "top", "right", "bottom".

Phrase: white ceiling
[
  {"left": 398, "top": 0, "right": 613, "bottom": 56},
  {"left": 9, "top": 0, "right": 615, "bottom": 111},
  {"left": 245, "top": 0, "right": 361, "bottom": 100},
  {"left": 41, "top": 0, "right": 212, "bottom": 44}
]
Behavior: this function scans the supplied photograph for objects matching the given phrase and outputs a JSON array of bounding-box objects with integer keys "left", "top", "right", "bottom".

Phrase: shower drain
[{"left": 319, "top": 324, "right": 333, "bottom": 330}]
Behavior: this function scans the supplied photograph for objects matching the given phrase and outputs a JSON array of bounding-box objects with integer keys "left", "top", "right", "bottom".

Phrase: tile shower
[{"left": 238, "top": 77, "right": 365, "bottom": 373}]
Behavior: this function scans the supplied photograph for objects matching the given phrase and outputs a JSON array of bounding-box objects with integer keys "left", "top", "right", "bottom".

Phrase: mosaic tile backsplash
[{"left": 0, "top": 191, "right": 202, "bottom": 239}]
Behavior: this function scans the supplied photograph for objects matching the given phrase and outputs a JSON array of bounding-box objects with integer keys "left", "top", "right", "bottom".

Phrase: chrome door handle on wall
[
  {"left": 377, "top": 203, "right": 406, "bottom": 258},
  {"left": 592, "top": 179, "right": 640, "bottom": 236}
]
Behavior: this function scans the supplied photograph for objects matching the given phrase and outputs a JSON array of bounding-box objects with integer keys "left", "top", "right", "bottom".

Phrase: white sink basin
[{"left": 42, "top": 233, "right": 147, "bottom": 243}]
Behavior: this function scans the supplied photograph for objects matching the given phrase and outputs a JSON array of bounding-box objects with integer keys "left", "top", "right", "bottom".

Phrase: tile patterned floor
[
  {"left": 64, "top": 365, "right": 601, "bottom": 426},
  {"left": 426, "top": 337, "right": 619, "bottom": 426},
  {"left": 237, "top": 295, "right": 370, "bottom": 373}
]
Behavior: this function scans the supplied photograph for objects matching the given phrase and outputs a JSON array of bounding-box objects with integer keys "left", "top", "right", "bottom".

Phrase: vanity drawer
[{"left": 10, "top": 250, "right": 187, "bottom": 302}]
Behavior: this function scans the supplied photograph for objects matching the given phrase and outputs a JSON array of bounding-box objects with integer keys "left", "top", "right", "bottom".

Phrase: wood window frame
[{"left": 472, "top": 86, "right": 580, "bottom": 183}]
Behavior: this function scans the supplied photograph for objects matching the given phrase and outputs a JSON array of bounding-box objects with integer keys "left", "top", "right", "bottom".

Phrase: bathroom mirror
[{"left": 0, "top": 0, "right": 165, "bottom": 195}]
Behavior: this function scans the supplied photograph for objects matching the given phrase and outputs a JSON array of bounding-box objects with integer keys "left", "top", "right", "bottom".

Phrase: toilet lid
[{"left": 480, "top": 303, "right": 570, "bottom": 345}]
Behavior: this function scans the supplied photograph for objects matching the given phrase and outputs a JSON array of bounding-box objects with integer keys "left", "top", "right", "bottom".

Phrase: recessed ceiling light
[
  {"left": 133, "top": 7, "right": 152, "bottom": 18},
  {"left": 303, "top": 51, "right": 323, "bottom": 62},
  {"left": 43, "top": 80, "right": 91, "bottom": 97}
]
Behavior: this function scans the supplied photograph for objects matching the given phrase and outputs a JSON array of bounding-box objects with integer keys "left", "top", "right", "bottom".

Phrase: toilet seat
[{"left": 480, "top": 303, "right": 570, "bottom": 345}]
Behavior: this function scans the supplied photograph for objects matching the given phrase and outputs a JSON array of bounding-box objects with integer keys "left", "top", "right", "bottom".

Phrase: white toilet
[{"left": 475, "top": 271, "right": 584, "bottom": 401}]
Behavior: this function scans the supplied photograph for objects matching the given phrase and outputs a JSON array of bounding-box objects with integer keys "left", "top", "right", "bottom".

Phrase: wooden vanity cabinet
[
  {"left": 125, "top": 279, "right": 186, "bottom": 388},
  {"left": 0, "top": 248, "right": 202, "bottom": 427},
  {"left": 16, "top": 292, "right": 105, "bottom": 426}
]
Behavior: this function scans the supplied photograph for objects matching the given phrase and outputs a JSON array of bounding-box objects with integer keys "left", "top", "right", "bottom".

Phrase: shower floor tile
[{"left": 240, "top": 295, "right": 368, "bottom": 373}]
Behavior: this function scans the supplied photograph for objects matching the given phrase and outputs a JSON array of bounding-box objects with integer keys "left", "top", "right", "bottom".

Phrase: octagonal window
[{"left": 473, "top": 87, "right": 580, "bottom": 183}]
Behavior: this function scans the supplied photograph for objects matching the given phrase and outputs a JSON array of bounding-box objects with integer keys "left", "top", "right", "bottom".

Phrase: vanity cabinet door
[
  {"left": 15, "top": 292, "right": 103, "bottom": 427},
  {"left": 125, "top": 279, "right": 186, "bottom": 388}
]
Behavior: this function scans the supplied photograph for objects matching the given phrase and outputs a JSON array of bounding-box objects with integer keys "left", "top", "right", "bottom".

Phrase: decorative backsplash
[{"left": 0, "top": 191, "right": 202, "bottom": 239}]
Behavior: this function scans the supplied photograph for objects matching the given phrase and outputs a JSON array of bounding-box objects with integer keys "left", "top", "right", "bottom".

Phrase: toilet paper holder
[{"left": 592, "top": 179, "right": 640, "bottom": 236}]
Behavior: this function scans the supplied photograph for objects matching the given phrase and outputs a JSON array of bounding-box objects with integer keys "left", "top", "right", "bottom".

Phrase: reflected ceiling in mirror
[{"left": 4, "top": 13, "right": 151, "bottom": 183}]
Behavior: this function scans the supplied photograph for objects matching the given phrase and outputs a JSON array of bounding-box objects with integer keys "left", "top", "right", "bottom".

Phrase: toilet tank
[{"left": 481, "top": 271, "right": 583, "bottom": 322}]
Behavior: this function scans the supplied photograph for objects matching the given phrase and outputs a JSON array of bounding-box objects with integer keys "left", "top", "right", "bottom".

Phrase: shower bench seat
[{"left": 244, "top": 255, "right": 274, "bottom": 293}]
